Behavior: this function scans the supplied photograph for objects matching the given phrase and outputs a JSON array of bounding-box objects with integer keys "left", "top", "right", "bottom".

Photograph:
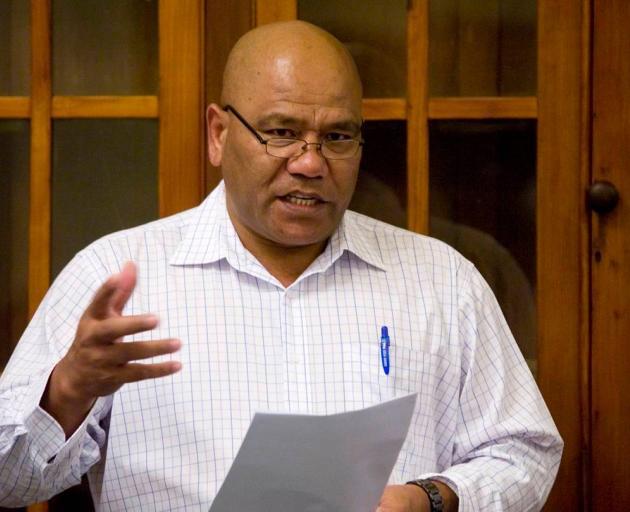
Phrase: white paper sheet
[{"left": 209, "top": 393, "right": 417, "bottom": 512}]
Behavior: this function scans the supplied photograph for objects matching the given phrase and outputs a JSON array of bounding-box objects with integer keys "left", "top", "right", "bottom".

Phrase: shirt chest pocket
[{"left": 339, "top": 338, "right": 438, "bottom": 405}]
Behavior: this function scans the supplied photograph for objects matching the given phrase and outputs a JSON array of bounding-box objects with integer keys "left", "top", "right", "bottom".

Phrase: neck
[
  {"left": 226, "top": 212, "right": 328, "bottom": 288},
  {"left": 251, "top": 240, "right": 327, "bottom": 287}
]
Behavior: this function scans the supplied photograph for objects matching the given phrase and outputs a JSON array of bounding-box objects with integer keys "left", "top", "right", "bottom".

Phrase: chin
[{"left": 272, "top": 228, "right": 331, "bottom": 249}]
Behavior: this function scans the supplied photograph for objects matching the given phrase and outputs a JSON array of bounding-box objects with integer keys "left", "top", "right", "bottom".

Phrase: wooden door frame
[
  {"left": 590, "top": 0, "right": 630, "bottom": 509},
  {"left": 538, "top": 0, "right": 591, "bottom": 509}
]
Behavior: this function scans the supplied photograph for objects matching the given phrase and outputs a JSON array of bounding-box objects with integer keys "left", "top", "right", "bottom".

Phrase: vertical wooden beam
[
  {"left": 579, "top": 1, "right": 593, "bottom": 509},
  {"left": 537, "top": 1, "right": 590, "bottom": 510},
  {"left": 406, "top": 0, "right": 429, "bottom": 234},
  {"left": 591, "top": 1, "right": 630, "bottom": 509},
  {"left": 28, "top": 4, "right": 51, "bottom": 512},
  {"left": 254, "top": 0, "right": 296, "bottom": 26},
  {"left": 28, "top": 0, "right": 51, "bottom": 496},
  {"left": 28, "top": 0, "right": 51, "bottom": 318},
  {"left": 205, "top": 0, "right": 254, "bottom": 193},
  {"left": 158, "top": 0, "right": 205, "bottom": 217}
]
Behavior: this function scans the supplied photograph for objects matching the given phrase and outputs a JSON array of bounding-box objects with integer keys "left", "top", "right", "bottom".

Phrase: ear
[{"left": 206, "top": 103, "right": 228, "bottom": 167}]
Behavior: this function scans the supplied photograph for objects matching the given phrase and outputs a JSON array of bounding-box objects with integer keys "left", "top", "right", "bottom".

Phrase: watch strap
[{"left": 406, "top": 479, "right": 444, "bottom": 512}]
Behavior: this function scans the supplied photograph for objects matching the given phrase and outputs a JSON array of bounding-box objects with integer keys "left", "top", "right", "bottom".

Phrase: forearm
[
  {"left": 0, "top": 384, "right": 108, "bottom": 507},
  {"left": 428, "top": 446, "right": 561, "bottom": 511},
  {"left": 0, "top": 409, "right": 73, "bottom": 506}
]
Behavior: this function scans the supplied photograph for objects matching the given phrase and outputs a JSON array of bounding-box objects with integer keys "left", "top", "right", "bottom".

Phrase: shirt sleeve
[
  {"left": 414, "top": 260, "right": 563, "bottom": 511},
  {"left": 0, "top": 252, "right": 113, "bottom": 507}
]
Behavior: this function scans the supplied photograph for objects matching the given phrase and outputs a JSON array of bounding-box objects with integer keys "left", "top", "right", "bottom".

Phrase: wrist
[
  {"left": 41, "top": 363, "right": 96, "bottom": 437},
  {"left": 406, "top": 479, "right": 458, "bottom": 512}
]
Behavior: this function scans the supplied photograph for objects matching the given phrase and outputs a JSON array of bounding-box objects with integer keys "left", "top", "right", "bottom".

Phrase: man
[{"left": 0, "top": 21, "right": 562, "bottom": 511}]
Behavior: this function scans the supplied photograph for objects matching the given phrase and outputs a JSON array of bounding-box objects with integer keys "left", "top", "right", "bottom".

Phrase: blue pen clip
[{"left": 380, "top": 326, "right": 390, "bottom": 375}]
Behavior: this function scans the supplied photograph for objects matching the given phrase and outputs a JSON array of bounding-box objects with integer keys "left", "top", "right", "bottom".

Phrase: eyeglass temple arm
[{"left": 223, "top": 104, "right": 268, "bottom": 144}]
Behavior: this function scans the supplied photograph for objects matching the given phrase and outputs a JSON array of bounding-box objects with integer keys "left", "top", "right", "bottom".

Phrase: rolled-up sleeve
[{"left": 412, "top": 262, "right": 563, "bottom": 511}]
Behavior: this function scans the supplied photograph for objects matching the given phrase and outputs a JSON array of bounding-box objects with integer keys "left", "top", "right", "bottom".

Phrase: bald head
[{"left": 221, "top": 21, "right": 362, "bottom": 108}]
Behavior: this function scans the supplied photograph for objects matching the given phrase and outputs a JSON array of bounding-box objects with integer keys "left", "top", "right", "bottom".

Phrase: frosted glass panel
[
  {"left": 429, "top": 120, "right": 537, "bottom": 372},
  {"left": 53, "top": 0, "right": 158, "bottom": 95},
  {"left": 0, "top": 121, "right": 30, "bottom": 369},
  {"left": 52, "top": 120, "right": 158, "bottom": 278},
  {"left": 0, "top": 1, "right": 30, "bottom": 95},
  {"left": 349, "top": 121, "right": 407, "bottom": 228},
  {"left": 298, "top": 0, "right": 407, "bottom": 97},
  {"left": 430, "top": 0, "right": 536, "bottom": 96}
]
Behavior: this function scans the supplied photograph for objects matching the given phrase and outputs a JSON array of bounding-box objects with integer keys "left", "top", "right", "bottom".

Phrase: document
[{"left": 209, "top": 393, "right": 417, "bottom": 512}]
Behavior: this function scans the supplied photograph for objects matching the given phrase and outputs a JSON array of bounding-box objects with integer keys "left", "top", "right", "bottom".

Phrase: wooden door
[{"left": 591, "top": 1, "right": 630, "bottom": 509}]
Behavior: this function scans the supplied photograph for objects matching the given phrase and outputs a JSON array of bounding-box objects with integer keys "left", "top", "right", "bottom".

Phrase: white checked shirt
[{"left": 0, "top": 182, "right": 562, "bottom": 511}]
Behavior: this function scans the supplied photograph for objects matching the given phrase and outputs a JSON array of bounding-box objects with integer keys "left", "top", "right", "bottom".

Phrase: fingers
[
  {"left": 60, "top": 337, "right": 181, "bottom": 402},
  {"left": 86, "top": 314, "right": 159, "bottom": 345},
  {"left": 110, "top": 339, "right": 181, "bottom": 364},
  {"left": 86, "top": 262, "right": 137, "bottom": 320},
  {"left": 119, "top": 360, "right": 182, "bottom": 384}
]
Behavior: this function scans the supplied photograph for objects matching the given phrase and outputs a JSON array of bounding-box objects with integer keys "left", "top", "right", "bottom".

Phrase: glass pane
[
  {"left": 429, "top": 0, "right": 537, "bottom": 96},
  {"left": 0, "top": 1, "right": 30, "bottom": 95},
  {"left": 298, "top": 0, "right": 407, "bottom": 98},
  {"left": 349, "top": 120, "right": 407, "bottom": 227},
  {"left": 52, "top": 120, "right": 158, "bottom": 278},
  {"left": 429, "top": 120, "right": 537, "bottom": 372},
  {"left": 53, "top": 0, "right": 158, "bottom": 95},
  {"left": 0, "top": 121, "right": 30, "bottom": 370}
]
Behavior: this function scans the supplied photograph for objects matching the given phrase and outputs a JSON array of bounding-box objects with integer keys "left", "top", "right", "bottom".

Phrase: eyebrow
[{"left": 257, "top": 113, "right": 362, "bottom": 135}]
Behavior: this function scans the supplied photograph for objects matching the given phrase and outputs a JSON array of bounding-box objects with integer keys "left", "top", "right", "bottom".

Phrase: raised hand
[{"left": 41, "top": 262, "right": 181, "bottom": 437}]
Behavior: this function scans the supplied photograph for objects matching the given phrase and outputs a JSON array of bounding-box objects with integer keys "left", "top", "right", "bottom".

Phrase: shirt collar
[
  {"left": 324, "top": 214, "right": 387, "bottom": 272},
  {"left": 169, "top": 181, "right": 387, "bottom": 275},
  {"left": 169, "top": 181, "right": 231, "bottom": 266}
]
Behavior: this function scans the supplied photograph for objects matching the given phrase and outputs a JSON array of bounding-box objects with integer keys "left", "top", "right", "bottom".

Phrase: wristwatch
[{"left": 406, "top": 479, "right": 444, "bottom": 512}]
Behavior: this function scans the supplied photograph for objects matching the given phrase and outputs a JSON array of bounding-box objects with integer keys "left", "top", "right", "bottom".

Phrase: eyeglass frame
[{"left": 223, "top": 104, "right": 364, "bottom": 160}]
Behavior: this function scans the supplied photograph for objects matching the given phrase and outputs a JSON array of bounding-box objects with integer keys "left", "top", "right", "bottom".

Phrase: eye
[
  {"left": 266, "top": 128, "right": 297, "bottom": 138},
  {"left": 324, "top": 132, "right": 353, "bottom": 142}
]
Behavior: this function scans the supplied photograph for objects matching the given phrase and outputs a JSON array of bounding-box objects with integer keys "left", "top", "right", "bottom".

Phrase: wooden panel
[
  {"left": 457, "top": 0, "right": 500, "bottom": 96},
  {"left": 297, "top": 1, "right": 408, "bottom": 99},
  {"left": 52, "top": 96, "right": 158, "bottom": 118},
  {"left": 537, "top": 1, "right": 589, "bottom": 510},
  {"left": 0, "top": 97, "right": 30, "bottom": 118},
  {"left": 428, "top": 97, "right": 537, "bottom": 119},
  {"left": 406, "top": 0, "right": 429, "bottom": 234},
  {"left": 205, "top": 0, "right": 253, "bottom": 193},
  {"left": 28, "top": 0, "right": 51, "bottom": 318},
  {"left": 591, "top": 1, "right": 630, "bottom": 510},
  {"left": 158, "top": 0, "right": 205, "bottom": 217},
  {"left": 362, "top": 98, "right": 406, "bottom": 120},
  {"left": 255, "top": 0, "right": 296, "bottom": 26},
  {"left": 52, "top": 1, "right": 158, "bottom": 96}
]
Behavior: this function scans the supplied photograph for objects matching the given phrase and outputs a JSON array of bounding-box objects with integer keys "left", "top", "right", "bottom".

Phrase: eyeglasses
[{"left": 223, "top": 105, "right": 364, "bottom": 160}]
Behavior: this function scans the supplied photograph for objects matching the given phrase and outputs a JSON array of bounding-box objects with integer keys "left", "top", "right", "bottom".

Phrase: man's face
[{"left": 210, "top": 52, "right": 363, "bottom": 252}]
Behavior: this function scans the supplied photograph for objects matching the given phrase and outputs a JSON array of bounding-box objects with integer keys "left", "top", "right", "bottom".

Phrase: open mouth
[{"left": 281, "top": 194, "right": 323, "bottom": 207}]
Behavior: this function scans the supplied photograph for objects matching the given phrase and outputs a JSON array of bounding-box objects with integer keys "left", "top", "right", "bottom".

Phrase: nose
[{"left": 286, "top": 141, "right": 328, "bottom": 178}]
